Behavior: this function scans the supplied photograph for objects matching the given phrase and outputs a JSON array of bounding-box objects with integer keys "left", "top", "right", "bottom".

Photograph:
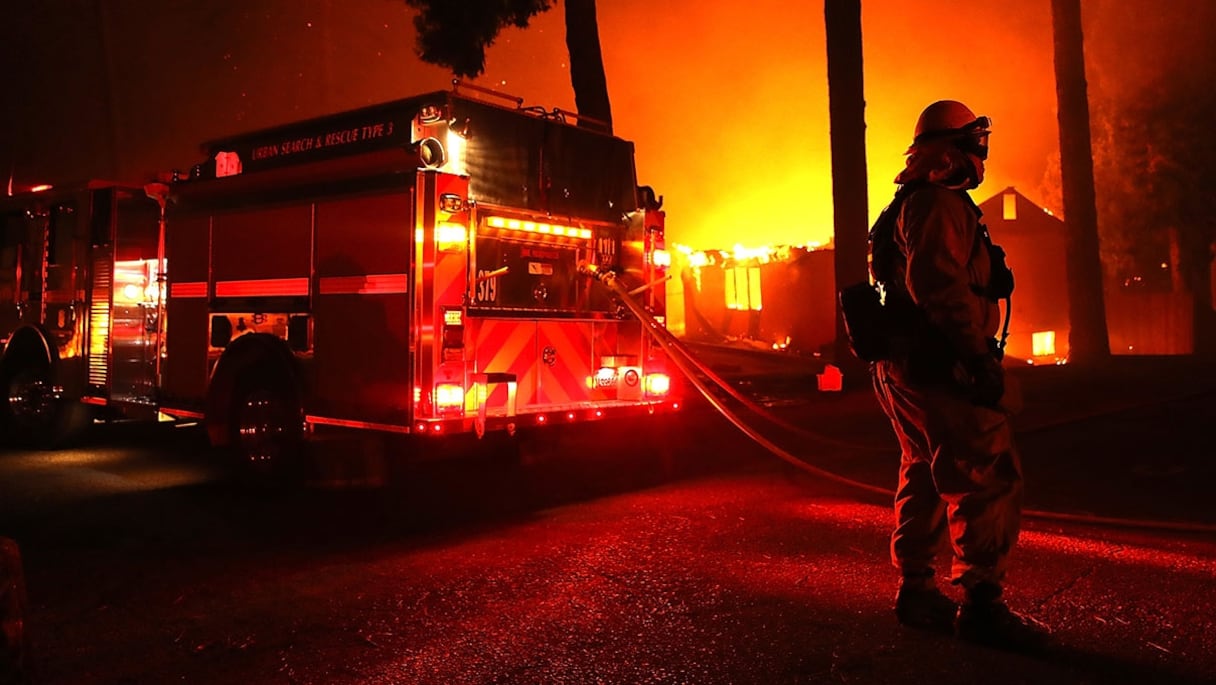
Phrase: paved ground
[{"left": 1, "top": 352, "right": 1214, "bottom": 684}]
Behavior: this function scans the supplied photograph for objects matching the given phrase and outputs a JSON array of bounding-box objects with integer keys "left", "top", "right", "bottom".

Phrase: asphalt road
[{"left": 1, "top": 355, "right": 1214, "bottom": 684}]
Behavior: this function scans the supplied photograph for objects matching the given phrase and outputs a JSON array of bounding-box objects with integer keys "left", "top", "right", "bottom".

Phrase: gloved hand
[{"left": 963, "top": 353, "right": 1004, "bottom": 408}]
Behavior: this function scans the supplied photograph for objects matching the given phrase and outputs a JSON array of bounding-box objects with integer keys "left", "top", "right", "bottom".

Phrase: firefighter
[{"left": 870, "top": 100, "right": 1048, "bottom": 649}]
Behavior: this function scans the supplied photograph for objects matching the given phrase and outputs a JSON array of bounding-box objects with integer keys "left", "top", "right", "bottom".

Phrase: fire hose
[{"left": 581, "top": 264, "right": 1216, "bottom": 536}]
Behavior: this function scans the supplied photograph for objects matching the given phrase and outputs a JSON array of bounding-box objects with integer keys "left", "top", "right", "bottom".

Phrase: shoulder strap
[{"left": 868, "top": 182, "right": 922, "bottom": 285}]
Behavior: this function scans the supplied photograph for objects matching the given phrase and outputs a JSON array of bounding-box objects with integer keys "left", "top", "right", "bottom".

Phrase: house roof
[{"left": 976, "top": 186, "right": 1064, "bottom": 232}]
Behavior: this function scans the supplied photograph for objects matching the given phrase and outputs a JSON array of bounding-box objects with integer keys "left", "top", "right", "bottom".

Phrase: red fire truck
[
  {"left": 0, "top": 84, "right": 678, "bottom": 466},
  {"left": 0, "top": 180, "right": 161, "bottom": 447}
]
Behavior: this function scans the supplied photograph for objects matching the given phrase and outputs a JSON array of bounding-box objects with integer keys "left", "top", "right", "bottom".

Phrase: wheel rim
[
  {"left": 234, "top": 387, "right": 297, "bottom": 463},
  {"left": 7, "top": 368, "right": 57, "bottom": 430}
]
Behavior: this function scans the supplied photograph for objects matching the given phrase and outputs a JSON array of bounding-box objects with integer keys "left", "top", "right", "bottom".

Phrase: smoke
[
  {"left": 588, "top": 0, "right": 1062, "bottom": 249},
  {"left": 2, "top": 0, "right": 1206, "bottom": 256}
]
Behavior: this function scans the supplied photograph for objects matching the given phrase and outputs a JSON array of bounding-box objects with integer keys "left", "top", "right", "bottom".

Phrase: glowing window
[
  {"left": 748, "top": 268, "right": 762, "bottom": 311},
  {"left": 725, "top": 266, "right": 762, "bottom": 311},
  {"left": 1003, "top": 193, "right": 1017, "bottom": 221},
  {"left": 725, "top": 267, "right": 741, "bottom": 310},
  {"left": 1032, "top": 330, "right": 1056, "bottom": 357}
]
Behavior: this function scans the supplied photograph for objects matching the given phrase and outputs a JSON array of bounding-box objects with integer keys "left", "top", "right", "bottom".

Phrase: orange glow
[{"left": 476, "top": 1, "right": 1063, "bottom": 251}]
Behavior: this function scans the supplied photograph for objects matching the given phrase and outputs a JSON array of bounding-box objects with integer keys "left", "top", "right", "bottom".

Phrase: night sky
[{"left": 0, "top": 1, "right": 1207, "bottom": 251}]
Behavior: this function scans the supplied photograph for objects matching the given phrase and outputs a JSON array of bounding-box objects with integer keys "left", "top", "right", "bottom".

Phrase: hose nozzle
[{"left": 579, "top": 262, "right": 615, "bottom": 284}]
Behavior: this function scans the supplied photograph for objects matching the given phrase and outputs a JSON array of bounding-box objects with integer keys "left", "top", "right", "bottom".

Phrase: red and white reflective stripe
[
  {"left": 80, "top": 396, "right": 108, "bottom": 406},
  {"left": 171, "top": 281, "right": 208, "bottom": 298},
  {"left": 160, "top": 407, "right": 204, "bottom": 419},
  {"left": 215, "top": 277, "right": 309, "bottom": 298},
  {"left": 318, "top": 273, "right": 409, "bottom": 295},
  {"left": 306, "top": 415, "right": 411, "bottom": 433}
]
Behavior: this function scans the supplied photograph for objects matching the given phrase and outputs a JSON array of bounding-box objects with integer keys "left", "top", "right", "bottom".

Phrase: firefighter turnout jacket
[{"left": 885, "top": 184, "right": 1001, "bottom": 361}]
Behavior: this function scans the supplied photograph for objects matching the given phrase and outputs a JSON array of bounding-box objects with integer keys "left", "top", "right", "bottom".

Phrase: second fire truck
[{"left": 0, "top": 84, "right": 679, "bottom": 466}]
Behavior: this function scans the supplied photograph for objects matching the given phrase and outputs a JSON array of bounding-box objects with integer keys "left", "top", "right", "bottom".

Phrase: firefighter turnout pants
[{"left": 871, "top": 359, "right": 1023, "bottom": 591}]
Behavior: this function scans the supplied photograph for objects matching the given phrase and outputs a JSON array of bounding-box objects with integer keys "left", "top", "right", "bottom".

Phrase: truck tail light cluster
[
  {"left": 434, "top": 383, "right": 465, "bottom": 413},
  {"left": 588, "top": 362, "right": 671, "bottom": 399}
]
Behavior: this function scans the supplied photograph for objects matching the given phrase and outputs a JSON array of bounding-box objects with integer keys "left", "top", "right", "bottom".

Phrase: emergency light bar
[{"left": 483, "top": 215, "right": 592, "bottom": 240}]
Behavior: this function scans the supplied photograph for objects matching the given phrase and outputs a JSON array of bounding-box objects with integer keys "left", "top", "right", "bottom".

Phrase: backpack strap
[{"left": 868, "top": 182, "right": 923, "bottom": 286}]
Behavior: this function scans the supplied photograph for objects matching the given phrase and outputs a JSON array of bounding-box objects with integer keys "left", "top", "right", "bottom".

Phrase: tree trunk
[
  {"left": 1202, "top": 243, "right": 1216, "bottom": 358},
  {"left": 1051, "top": 0, "right": 1111, "bottom": 364},
  {"left": 564, "top": 0, "right": 613, "bottom": 133},
  {"left": 824, "top": 0, "right": 869, "bottom": 373}
]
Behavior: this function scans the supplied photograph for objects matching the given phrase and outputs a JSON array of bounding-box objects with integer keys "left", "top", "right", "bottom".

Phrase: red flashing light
[{"left": 645, "top": 373, "right": 671, "bottom": 396}]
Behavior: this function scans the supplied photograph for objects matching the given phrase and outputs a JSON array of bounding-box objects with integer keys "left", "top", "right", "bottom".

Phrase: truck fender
[{"left": 0, "top": 326, "right": 57, "bottom": 372}]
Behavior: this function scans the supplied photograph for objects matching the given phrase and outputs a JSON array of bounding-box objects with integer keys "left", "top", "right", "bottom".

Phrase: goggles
[
  {"left": 958, "top": 129, "right": 990, "bottom": 160},
  {"left": 962, "top": 116, "right": 992, "bottom": 133},
  {"left": 914, "top": 116, "right": 992, "bottom": 159}
]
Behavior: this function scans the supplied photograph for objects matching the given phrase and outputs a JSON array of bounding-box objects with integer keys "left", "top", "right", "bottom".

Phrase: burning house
[
  {"left": 981, "top": 187, "right": 1194, "bottom": 359},
  {"left": 672, "top": 186, "right": 1195, "bottom": 365},
  {"left": 977, "top": 187, "right": 1071, "bottom": 362},
  {"left": 668, "top": 244, "right": 836, "bottom": 357}
]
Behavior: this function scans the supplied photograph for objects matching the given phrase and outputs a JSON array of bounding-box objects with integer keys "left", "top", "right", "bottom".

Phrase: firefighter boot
[
  {"left": 955, "top": 582, "right": 1051, "bottom": 651},
  {"left": 895, "top": 583, "right": 958, "bottom": 634}
]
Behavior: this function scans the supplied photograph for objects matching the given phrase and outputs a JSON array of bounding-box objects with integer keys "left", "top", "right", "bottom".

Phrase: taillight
[
  {"left": 645, "top": 373, "right": 671, "bottom": 397},
  {"left": 434, "top": 383, "right": 465, "bottom": 413}
]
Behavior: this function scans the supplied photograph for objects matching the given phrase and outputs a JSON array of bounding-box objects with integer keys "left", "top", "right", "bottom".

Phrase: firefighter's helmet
[{"left": 911, "top": 100, "right": 991, "bottom": 158}]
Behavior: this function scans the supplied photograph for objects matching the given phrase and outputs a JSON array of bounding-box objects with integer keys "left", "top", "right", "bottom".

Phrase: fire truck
[{"left": 0, "top": 84, "right": 678, "bottom": 465}]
